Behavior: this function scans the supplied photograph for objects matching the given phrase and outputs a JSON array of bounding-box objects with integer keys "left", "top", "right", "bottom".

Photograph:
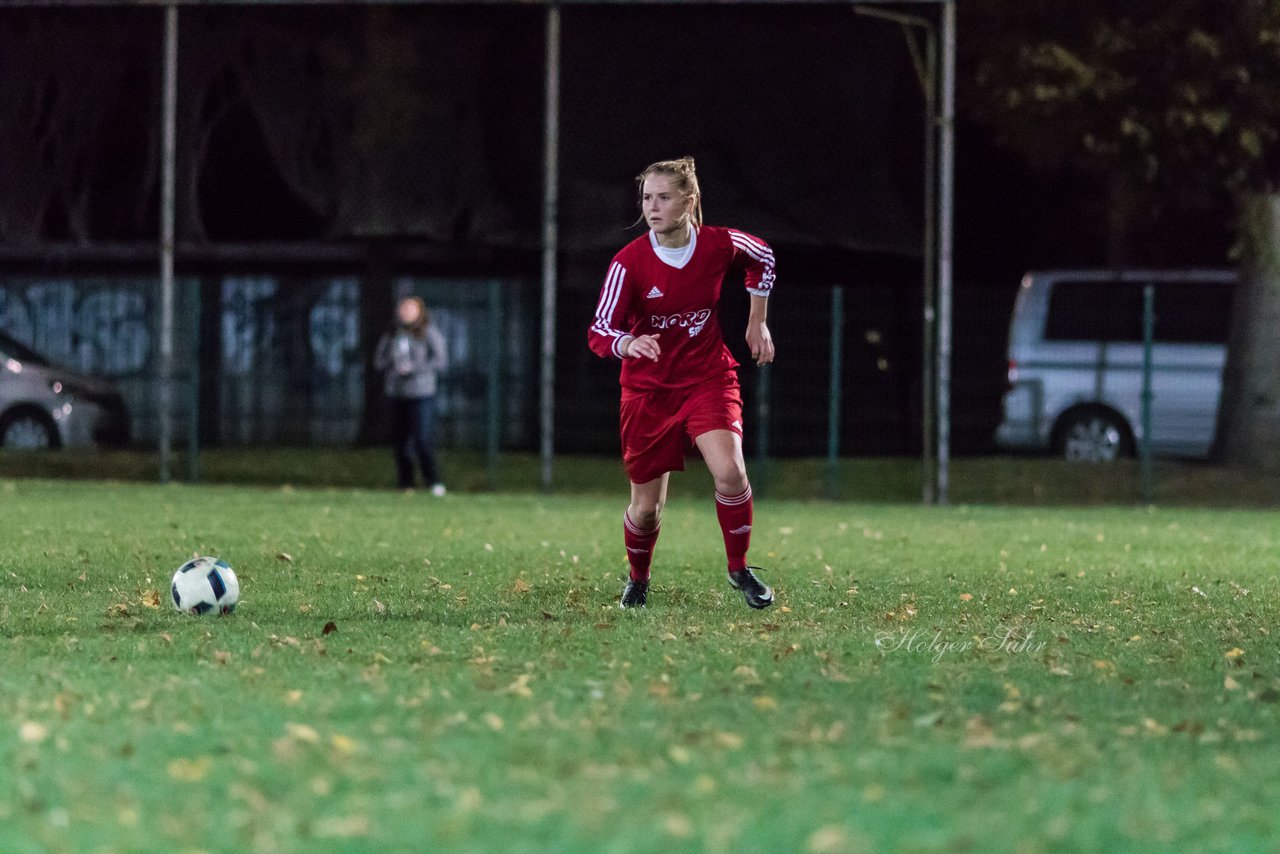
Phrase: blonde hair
[{"left": 635, "top": 156, "right": 703, "bottom": 229}]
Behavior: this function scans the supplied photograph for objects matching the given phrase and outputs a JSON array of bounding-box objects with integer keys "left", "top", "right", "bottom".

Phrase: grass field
[{"left": 3, "top": 477, "right": 1280, "bottom": 852}]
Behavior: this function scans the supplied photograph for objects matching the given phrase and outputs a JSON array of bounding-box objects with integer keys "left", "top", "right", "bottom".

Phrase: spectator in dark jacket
[{"left": 374, "top": 297, "right": 449, "bottom": 494}]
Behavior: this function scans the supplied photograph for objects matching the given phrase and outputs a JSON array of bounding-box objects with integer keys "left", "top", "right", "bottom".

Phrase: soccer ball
[{"left": 171, "top": 556, "right": 239, "bottom": 615}]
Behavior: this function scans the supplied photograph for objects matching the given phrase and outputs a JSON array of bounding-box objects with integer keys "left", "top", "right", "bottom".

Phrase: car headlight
[{"left": 49, "top": 379, "right": 94, "bottom": 397}]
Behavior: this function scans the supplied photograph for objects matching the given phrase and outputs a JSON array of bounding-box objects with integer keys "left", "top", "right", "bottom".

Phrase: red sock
[
  {"left": 715, "top": 486, "right": 753, "bottom": 573},
  {"left": 623, "top": 511, "right": 660, "bottom": 582}
]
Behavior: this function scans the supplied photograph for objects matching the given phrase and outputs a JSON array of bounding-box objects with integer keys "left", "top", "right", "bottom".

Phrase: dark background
[{"left": 0, "top": 4, "right": 1235, "bottom": 455}]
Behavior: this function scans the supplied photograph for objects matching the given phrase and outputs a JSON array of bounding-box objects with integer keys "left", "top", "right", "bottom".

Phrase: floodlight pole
[
  {"left": 539, "top": 3, "right": 561, "bottom": 492},
  {"left": 936, "top": 0, "right": 955, "bottom": 506},
  {"left": 158, "top": 3, "right": 178, "bottom": 484}
]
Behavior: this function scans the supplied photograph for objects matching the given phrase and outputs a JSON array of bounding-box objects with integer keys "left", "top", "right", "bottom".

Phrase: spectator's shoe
[
  {"left": 728, "top": 566, "right": 773, "bottom": 609},
  {"left": 620, "top": 579, "right": 649, "bottom": 609},
  {"left": 430, "top": 483, "right": 447, "bottom": 497}
]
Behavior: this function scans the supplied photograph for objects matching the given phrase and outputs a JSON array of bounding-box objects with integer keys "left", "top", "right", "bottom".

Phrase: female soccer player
[{"left": 588, "top": 157, "right": 776, "bottom": 610}]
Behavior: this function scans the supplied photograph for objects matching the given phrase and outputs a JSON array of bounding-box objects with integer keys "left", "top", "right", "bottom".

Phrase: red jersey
[{"left": 588, "top": 225, "right": 775, "bottom": 391}]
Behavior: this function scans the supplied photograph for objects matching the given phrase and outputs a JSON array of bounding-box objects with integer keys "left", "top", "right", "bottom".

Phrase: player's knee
[
  {"left": 713, "top": 466, "right": 748, "bottom": 497},
  {"left": 629, "top": 501, "right": 663, "bottom": 531}
]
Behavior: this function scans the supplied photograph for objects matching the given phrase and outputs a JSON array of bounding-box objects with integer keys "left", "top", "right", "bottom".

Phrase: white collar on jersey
[{"left": 648, "top": 225, "right": 697, "bottom": 269}]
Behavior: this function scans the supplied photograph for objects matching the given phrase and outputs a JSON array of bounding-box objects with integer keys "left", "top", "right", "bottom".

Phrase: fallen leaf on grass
[
  {"left": 277, "top": 552, "right": 293, "bottom": 563},
  {"left": 322, "top": 621, "right": 338, "bottom": 636},
  {"left": 963, "top": 715, "right": 998, "bottom": 748},
  {"left": 807, "top": 826, "right": 850, "bottom": 853},
  {"left": 1224, "top": 676, "right": 1241, "bottom": 691},
  {"left": 713, "top": 731, "right": 744, "bottom": 749},
  {"left": 167, "top": 756, "right": 212, "bottom": 782},
  {"left": 141, "top": 590, "right": 161, "bottom": 609},
  {"left": 959, "top": 593, "right": 973, "bottom": 601},
  {"left": 513, "top": 578, "right": 531, "bottom": 593},
  {"left": 19, "top": 722, "right": 48, "bottom": 743},
  {"left": 285, "top": 722, "right": 321, "bottom": 744},
  {"left": 372, "top": 599, "right": 386, "bottom": 614},
  {"left": 752, "top": 695, "right": 778, "bottom": 711},
  {"left": 663, "top": 813, "right": 694, "bottom": 838},
  {"left": 504, "top": 674, "right": 534, "bottom": 698},
  {"left": 213, "top": 650, "right": 231, "bottom": 666},
  {"left": 1142, "top": 717, "right": 1169, "bottom": 736},
  {"left": 483, "top": 713, "right": 504, "bottom": 731},
  {"left": 1225, "top": 647, "right": 1244, "bottom": 660},
  {"left": 313, "top": 816, "right": 370, "bottom": 839},
  {"left": 330, "top": 734, "right": 357, "bottom": 755}
]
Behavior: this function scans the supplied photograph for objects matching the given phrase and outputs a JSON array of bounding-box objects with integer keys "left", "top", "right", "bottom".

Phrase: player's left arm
[
  {"left": 746, "top": 294, "right": 774, "bottom": 366},
  {"left": 729, "top": 229, "right": 776, "bottom": 366}
]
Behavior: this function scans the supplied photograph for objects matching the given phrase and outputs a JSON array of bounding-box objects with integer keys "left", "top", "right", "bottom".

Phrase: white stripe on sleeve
[
  {"left": 591, "top": 262, "right": 629, "bottom": 352},
  {"left": 730, "top": 231, "right": 775, "bottom": 296}
]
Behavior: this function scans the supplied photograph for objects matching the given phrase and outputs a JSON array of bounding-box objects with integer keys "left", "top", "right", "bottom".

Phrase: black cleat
[
  {"left": 728, "top": 566, "right": 773, "bottom": 609},
  {"left": 620, "top": 579, "right": 649, "bottom": 609}
]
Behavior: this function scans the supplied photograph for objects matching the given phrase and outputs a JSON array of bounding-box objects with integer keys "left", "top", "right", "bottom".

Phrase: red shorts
[{"left": 619, "top": 372, "right": 744, "bottom": 484}]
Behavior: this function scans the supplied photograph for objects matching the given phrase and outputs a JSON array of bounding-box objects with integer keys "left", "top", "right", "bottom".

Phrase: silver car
[
  {"left": 995, "top": 269, "right": 1235, "bottom": 462},
  {"left": 0, "top": 331, "right": 129, "bottom": 449}
]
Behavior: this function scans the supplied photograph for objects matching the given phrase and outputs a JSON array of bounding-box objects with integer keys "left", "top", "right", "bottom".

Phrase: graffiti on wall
[{"left": 0, "top": 281, "right": 153, "bottom": 376}]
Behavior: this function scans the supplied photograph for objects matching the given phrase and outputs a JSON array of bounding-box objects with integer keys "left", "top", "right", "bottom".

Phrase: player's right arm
[{"left": 589, "top": 259, "right": 636, "bottom": 359}]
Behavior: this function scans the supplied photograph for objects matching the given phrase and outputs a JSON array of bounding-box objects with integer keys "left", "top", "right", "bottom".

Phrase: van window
[
  {"left": 1044, "top": 279, "right": 1142, "bottom": 342},
  {"left": 1154, "top": 281, "right": 1234, "bottom": 344},
  {"left": 1044, "top": 279, "right": 1234, "bottom": 344}
]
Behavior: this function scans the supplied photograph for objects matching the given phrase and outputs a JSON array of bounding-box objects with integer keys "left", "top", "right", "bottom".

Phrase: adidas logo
[
  {"left": 730, "top": 525, "right": 752, "bottom": 535},
  {"left": 645, "top": 286, "right": 664, "bottom": 299}
]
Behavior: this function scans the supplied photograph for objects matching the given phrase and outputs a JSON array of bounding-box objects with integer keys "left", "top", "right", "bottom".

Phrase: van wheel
[
  {"left": 1054, "top": 409, "right": 1131, "bottom": 463},
  {"left": 0, "top": 407, "right": 60, "bottom": 450}
]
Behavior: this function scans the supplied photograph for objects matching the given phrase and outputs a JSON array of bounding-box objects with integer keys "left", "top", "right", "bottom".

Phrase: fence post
[
  {"left": 1140, "top": 283, "right": 1155, "bottom": 502},
  {"left": 486, "top": 279, "right": 503, "bottom": 490},
  {"left": 188, "top": 279, "right": 201, "bottom": 483},
  {"left": 157, "top": 4, "right": 178, "bottom": 483},
  {"left": 826, "top": 286, "right": 845, "bottom": 499}
]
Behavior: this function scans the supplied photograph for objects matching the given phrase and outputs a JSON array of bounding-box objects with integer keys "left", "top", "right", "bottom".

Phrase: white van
[{"left": 995, "top": 269, "right": 1235, "bottom": 461}]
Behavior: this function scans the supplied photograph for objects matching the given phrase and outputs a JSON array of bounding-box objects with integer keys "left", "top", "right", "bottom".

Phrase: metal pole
[
  {"left": 188, "top": 279, "right": 200, "bottom": 483},
  {"left": 921, "top": 19, "right": 937, "bottom": 505},
  {"left": 487, "top": 279, "right": 503, "bottom": 490},
  {"left": 1140, "top": 283, "right": 1155, "bottom": 502},
  {"left": 158, "top": 4, "right": 178, "bottom": 484},
  {"left": 539, "top": 3, "right": 560, "bottom": 492},
  {"left": 826, "top": 285, "right": 845, "bottom": 499},
  {"left": 935, "top": 0, "right": 956, "bottom": 505}
]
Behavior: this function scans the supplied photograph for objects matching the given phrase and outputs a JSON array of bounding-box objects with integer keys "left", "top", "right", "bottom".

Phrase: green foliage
[
  {"left": 3, "top": 480, "right": 1280, "bottom": 850},
  {"left": 960, "top": 0, "right": 1280, "bottom": 201}
]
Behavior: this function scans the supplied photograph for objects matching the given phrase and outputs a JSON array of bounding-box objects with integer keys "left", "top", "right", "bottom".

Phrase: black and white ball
[{"left": 171, "top": 556, "right": 239, "bottom": 615}]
